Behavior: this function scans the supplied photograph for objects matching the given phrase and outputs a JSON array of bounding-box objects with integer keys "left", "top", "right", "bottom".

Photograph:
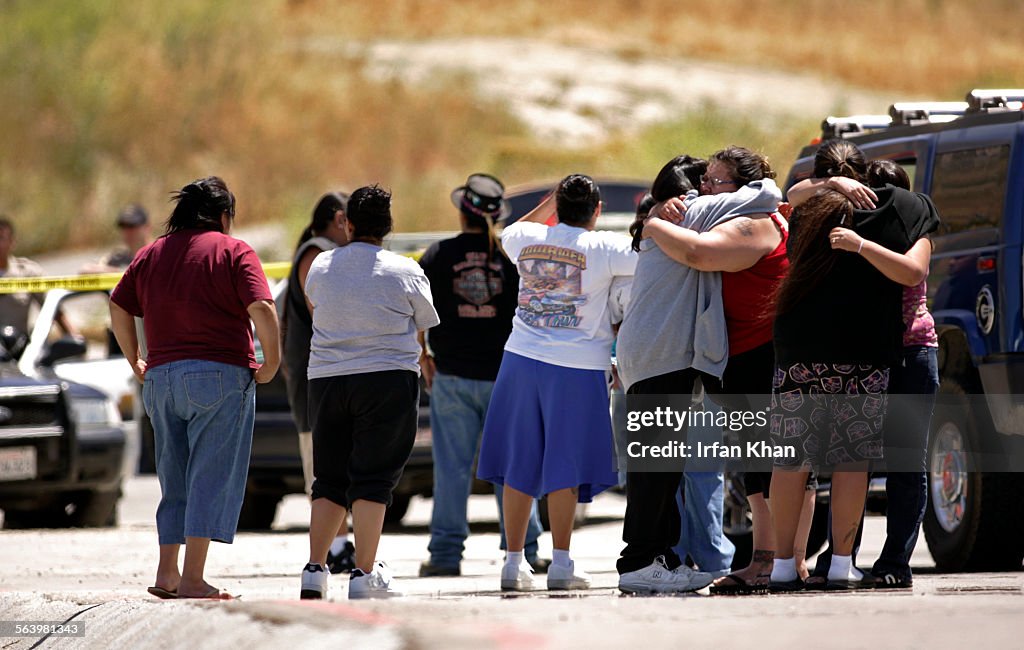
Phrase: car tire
[
  {"left": 237, "top": 492, "right": 281, "bottom": 530},
  {"left": 69, "top": 488, "right": 120, "bottom": 528},
  {"left": 1, "top": 506, "right": 65, "bottom": 529},
  {"left": 384, "top": 494, "right": 412, "bottom": 525},
  {"left": 923, "top": 382, "right": 1024, "bottom": 571}
]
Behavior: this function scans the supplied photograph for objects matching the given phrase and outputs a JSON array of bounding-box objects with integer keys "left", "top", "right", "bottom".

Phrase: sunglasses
[{"left": 700, "top": 175, "right": 738, "bottom": 188}]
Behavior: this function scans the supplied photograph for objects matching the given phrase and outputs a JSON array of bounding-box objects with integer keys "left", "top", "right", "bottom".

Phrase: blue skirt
[{"left": 477, "top": 351, "right": 617, "bottom": 503}]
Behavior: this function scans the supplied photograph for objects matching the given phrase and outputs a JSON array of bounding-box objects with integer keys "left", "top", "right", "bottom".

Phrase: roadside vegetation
[{"left": 2, "top": 0, "right": 1020, "bottom": 257}]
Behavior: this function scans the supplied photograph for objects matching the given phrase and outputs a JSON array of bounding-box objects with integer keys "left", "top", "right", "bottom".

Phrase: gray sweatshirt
[{"left": 616, "top": 180, "right": 782, "bottom": 390}]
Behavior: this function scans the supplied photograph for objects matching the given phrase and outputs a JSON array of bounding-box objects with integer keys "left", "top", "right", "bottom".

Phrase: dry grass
[
  {"left": 295, "top": 0, "right": 1024, "bottom": 96},
  {"left": 2, "top": 0, "right": 1021, "bottom": 257}
]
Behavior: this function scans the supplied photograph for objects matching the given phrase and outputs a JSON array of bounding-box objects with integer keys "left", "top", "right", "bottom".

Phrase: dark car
[{"left": 0, "top": 333, "right": 127, "bottom": 528}]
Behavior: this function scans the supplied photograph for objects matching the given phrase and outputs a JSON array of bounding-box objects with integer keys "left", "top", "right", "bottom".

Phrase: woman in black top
[
  {"left": 768, "top": 140, "right": 938, "bottom": 590},
  {"left": 282, "top": 191, "right": 351, "bottom": 572}
]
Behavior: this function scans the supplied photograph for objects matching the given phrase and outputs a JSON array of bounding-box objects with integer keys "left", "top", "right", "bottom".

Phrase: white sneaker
[
  {"left": 349, "top": 562, "right": 402, "bottom": 599},
  {"left": 500, "top": 561, "right": 536, "bottom": 591},
  {"left": 671, "top": 564, "right": 715, "bottom": 592},
  {"left": 618, "top": 555, "right": 712, "bottom": 594},
  {"left": 300, "top": 562, "right": 328, "bottom": 600},
  {"left": 547, "top": 560, "right": 591, "bottom": 590}
]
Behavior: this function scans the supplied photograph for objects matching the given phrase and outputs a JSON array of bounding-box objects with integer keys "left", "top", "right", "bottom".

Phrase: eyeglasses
[{"left": 700, "top": 175, "right": 737, "bottom": 188}]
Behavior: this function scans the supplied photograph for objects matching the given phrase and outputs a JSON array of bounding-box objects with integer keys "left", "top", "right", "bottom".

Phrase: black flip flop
[
  {"left": 709, "top": 573, "right": 770, "bottom": 596},
  {"left": 825, "top": 576, "right": 874, "bottom": 591},
  {"left": 803, "top": 575, "right": 828, "bottom": 591},
  {"left": 147, "top": 586, "right": 178, "bottom": 600},
  {"left": 769, "top": 578, "right": 805, "bottom": 593}
]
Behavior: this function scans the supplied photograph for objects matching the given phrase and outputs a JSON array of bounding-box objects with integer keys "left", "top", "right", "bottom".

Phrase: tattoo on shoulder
[{"left": 734, "top": 218, "right": 755, "bottom": 237}]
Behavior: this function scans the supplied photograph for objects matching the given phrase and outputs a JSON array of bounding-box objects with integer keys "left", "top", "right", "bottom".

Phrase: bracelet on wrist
[{"left": 857, "top": 240, "right": 864, "bottom": 254}]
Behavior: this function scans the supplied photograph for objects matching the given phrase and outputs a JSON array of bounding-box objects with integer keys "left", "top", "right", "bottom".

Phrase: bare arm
[
  {"left": 644, "top": 215, "right": 779, "bottom": 272},
  {"left": 109, "top": 301, "right": 146, "bottom": 383},
  {"left": 296, "top": 247, "right": 320, "bottom": 294},
  {"left": 788, "top": 177, "right": 878, "bottom": 209},
  {"left": 829, "top": 229, "right": 931, "bottom": 286},
  {"left": 248, "top": 299, "right": 281, "bottom": 383},
  {"left": 519, "top": 192, "right": 557, "bottom": 224},
  {"left": 417, "top": 330, "right": 435, "bottom": 389}
]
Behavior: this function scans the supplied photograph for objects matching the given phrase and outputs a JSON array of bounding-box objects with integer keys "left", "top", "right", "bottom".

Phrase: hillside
[{"left": 2, "top": 0, "right": 1021, "bottom": 257}]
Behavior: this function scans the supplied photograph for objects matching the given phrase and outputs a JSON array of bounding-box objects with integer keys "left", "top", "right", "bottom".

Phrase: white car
[
  {"left": 17, "top": 289, "right": 134, "bottom": 477},
  {"left": 19, "top": 289, "right": 135, "bottom": 419}
]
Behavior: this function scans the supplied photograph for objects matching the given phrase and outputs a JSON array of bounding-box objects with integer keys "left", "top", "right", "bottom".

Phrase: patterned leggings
[{"left": 769, "top": 362, "right": 890, "bottom": 469}]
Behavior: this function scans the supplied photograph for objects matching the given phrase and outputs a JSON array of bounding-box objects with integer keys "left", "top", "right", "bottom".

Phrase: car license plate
[{"left": 0, "top": 446, "right": 37, "bottom": 481}]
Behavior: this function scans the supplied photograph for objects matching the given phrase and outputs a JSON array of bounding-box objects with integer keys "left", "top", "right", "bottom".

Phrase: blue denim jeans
[
  {"left": 143, "top": 360, "right": 256, "bottom": 545},
  {"left": 428, "top": 371, "right": 543, "bottom": 567},
  {"left": 673, "top": 397, "right": 735, "bottom": 573},
  {"left": 873, "top": 345, "right": 938, "bottom": 578}
]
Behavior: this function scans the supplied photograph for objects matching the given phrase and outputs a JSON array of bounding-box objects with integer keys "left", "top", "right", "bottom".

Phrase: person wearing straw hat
[{"left": 418, "top": 173, "right": 548, "bottom": 578}]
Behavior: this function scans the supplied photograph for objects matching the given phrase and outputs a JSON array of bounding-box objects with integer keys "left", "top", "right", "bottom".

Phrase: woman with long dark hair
[
  {"left": 768, "top": 139, "right": 938, "bottom": 591},
  {"left": 110, "top": 176, "right": 280, "bottom": 599},
  {"left": 785, "top": 150, "right": 939, "bottom": 590},
  {"left": 282, "top": 191, "right": 353, "bottom": 573}
]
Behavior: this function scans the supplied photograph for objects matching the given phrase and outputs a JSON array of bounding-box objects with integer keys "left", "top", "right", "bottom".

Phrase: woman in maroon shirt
[{"left": 110, "top": 176, "right": 280, "bottom": 600}]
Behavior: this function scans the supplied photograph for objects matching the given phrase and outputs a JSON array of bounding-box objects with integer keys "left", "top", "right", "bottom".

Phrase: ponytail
[
  {"left": 813, "top": 139, "right": 867, "bottom": 182},
  {"left": 295, "top": 191, "right": 348, "bottom": 250},
  {"left": 166, "top": 176, "right": 235, "bottom": 235}
]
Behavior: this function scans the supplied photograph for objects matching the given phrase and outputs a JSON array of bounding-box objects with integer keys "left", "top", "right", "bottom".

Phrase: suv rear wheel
[
  {"left": 923, "top": 381, "right": 1024, "bottom": 570},
  {"left": 68, "top": 488, "right": 120, "bottom": 527}
]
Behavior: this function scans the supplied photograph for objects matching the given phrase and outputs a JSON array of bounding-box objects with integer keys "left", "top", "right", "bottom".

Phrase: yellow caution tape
[
  {"left": 0, "top": 262, "right": 294, "bottom": 295},
  {"left": 0, "top": 273, "right": 124, "bottom": 294},
  {"left": 262, "top": 262, "right": 292, "bottom": 280}
]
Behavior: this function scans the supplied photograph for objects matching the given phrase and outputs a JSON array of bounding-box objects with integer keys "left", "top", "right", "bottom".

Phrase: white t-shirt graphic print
[
  {"left": 501, "top": 221, "right": 636, "bottom": 371},
  {"left": 516, "top": 243, "right": 588, "bottom": 329}
]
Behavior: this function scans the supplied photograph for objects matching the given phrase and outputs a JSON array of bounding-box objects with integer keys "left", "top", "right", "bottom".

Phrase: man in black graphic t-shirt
[{"left": 417, "top": 173, "right": 546, "bottom": 577}]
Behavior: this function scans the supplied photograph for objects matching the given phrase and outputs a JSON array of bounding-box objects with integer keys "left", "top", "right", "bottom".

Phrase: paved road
[{"left": 0, "top": 476, "right": 1021, "bottom": 649}]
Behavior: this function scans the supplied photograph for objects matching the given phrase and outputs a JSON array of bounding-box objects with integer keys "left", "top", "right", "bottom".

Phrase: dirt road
[{"left": 1, "top": 477, "right": 1021, "bottom": 649}]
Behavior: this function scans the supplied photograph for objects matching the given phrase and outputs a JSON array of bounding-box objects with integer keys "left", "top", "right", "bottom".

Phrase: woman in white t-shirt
[{"left": 477, "top": 174, "right": 637, "bottom": 592}]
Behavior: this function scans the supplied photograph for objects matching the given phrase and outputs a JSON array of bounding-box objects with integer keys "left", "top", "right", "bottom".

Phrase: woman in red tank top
[{"left": 645, "top": 148, "right": 813, "bottom": 595}]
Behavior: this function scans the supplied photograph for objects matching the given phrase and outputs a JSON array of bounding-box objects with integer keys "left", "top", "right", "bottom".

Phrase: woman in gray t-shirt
[{"left": 298, "top": 185, "right": 439, "bottom": 601}]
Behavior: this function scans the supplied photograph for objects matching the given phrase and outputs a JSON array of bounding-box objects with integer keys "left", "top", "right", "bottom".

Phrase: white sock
[
  {"left": 552, "top": 549, "right": 572, "bottom": 569},
  {"left": 505, "top": 550, "right": 524, "bottom": 567},
  {"left": 329, "top": 534, "right": 350, "bottom": 555},
  {"left": 827, "top": 554, "right": 863, "bottom": 582},
  {"left": 770, "top": 557, "right": 797, "bottom": 583}
]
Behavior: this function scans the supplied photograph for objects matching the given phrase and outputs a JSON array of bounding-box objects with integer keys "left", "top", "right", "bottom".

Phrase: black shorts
[{"left": 308, "top": 370, "right": 419, "bottom": 508}]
